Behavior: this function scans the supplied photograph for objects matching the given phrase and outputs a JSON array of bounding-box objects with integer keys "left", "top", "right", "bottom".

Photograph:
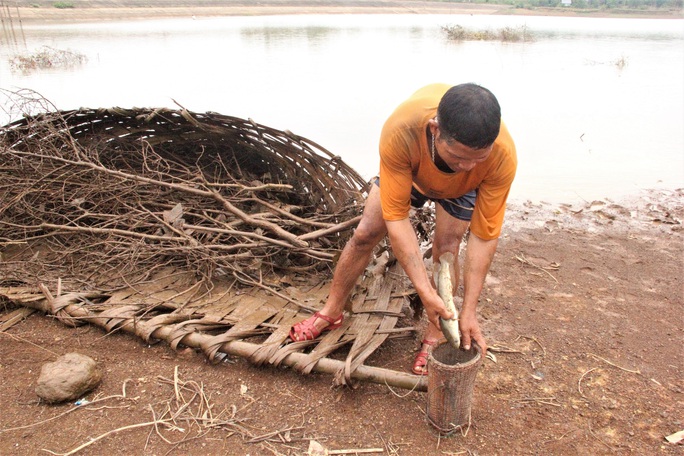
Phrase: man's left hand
[{"left": 459, "top": 311, "right": 487, "bottom": 355}]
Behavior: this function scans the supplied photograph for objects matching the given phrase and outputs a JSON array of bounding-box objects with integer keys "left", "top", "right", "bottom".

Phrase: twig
[
  {"left": 516, "top": 335, "right": 546, "bottom": 357},
  {"left": 247, "top": 426, "right": 304, "bottom": 443},
  {"left": 179, "top": 223, "right": 298, "bottom": 249},
  {"left": 162, "top": 432, "right": 210, "bottom": 456},
  {"left": 39, "top": 222, "right": 185, "bottom": 243},
  {"left": 384, "top": 373, "right": 422, "bottom": 399},
  {"left": 540, "top": 429, "right": 581, "bottom": 446},
  {"left": 328, "top": 449, "right": 384, "bottom": 455},
  {"left": 246, "top": 197, "right": 332, "bottom": 228},
  {"left": 0, "top": 330, "right": 59, "bottom": 356},
  {"left": 1, "top": 379, "right": 132, "bottom": 433},
  {"left": 512, "top": 397, "right": 562, "bottom": 407},
  {"left": 296, "top": 215, "right": 362, "bottom": 241},
  {"left": 515, "top": 254, "right": 559, "bottom": 283},
  {"left": 588, "top": 353, "right": 641, "bottom": 374},
  {"left": 173, "top": 365, "right": 181, "bottom": 403},
  {"left": 208, "top": 188, "right": 309, "bottom": 248},
  {"left": 215, "top": 182, "right": 293, "bottom": 192},
  {"left": 587, "top": 420, "right": 618, "bottom": 451},
  {"left": 42, "top": 418, "right": 173, "bottom": 455},
  {"left": 371, "top": 423, "right": 392, "bottom": 455},
  {"left": 488, "top": 344, "right": 524, "bottom": 354},
  {"left": 578, "top": 367, "right": 598, "bottom": 397}
]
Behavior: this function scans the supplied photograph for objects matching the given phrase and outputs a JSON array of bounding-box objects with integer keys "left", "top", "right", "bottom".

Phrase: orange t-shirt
[{"left": 378, "top": 83, "right": 517, "bottom": 240}]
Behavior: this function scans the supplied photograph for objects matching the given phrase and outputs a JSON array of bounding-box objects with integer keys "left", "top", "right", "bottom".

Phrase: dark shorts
[{"left": 371, "top": 176, "right": 477, "bottom": 222}]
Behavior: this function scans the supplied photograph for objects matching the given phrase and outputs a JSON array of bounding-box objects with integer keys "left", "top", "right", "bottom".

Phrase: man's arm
[
  {"left": 385, "top": 218, "right": 453, "bottom": 327},
  {"left": 461, "top": 233, "right": 498, "bottom": 354}
]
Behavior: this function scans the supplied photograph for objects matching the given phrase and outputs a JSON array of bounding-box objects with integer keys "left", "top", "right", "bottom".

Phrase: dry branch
[{"left": 0, "top": 100, "right": 367, "bottom": 291}]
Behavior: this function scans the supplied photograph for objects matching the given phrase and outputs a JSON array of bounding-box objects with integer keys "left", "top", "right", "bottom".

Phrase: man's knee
[
  {"left": 433, "top": 219, "right": 469, "bottom": 257},
  {"left": 436, "top": 235, "right": 463, "bottom": 252},
  {"left": 351, "top": 222, "right": 385, "bottom": 249},
  {"left": 351, "top": 183, "right": 386, "bottom": 249}
]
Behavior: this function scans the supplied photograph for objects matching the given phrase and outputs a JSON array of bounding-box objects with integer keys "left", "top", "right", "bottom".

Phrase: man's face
[{"left": 434, "top": 126, "right": 492, "bottom": 173}]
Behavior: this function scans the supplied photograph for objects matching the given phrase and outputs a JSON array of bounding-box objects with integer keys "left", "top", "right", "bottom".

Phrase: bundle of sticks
[{"left": 0, "top": 104, "right": 367, "bottom": 291}]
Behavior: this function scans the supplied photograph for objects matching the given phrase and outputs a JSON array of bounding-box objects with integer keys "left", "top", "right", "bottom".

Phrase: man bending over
[{"left": 289, "top": 83, "right": 517, "bottom": 375}]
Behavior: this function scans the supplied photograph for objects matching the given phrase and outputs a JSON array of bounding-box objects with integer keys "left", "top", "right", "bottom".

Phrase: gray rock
[{"left": 35, "top": 353, "right": 102, "bottom": 404}]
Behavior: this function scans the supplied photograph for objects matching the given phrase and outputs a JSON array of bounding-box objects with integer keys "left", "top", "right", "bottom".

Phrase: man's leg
[
  {"left": 418, "top": 204, "right": 470, "bottom": 349},
  {"left": 291, "top": 183, "right": 387, "bottom": 339},
  {"left": 432, "top": 202, "right": 471, "bottom": 293}
]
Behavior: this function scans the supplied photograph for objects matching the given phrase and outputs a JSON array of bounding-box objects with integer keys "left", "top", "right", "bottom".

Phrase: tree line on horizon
[{"left": 443, "top": 0, "right": 682, "bottom": 9}]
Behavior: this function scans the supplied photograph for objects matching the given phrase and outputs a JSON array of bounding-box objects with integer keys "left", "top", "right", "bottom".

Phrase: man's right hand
[
  {"left": 384, "top": 218, "right": 453, "bottom": 327},
  {"left": 420, "top": 287, "right": 454, "bottom": 329}
]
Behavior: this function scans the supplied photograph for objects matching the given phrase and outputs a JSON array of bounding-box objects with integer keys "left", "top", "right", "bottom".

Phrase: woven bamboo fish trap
[{"left": 0, "top": 106, "right": 427, "bottom": 390}]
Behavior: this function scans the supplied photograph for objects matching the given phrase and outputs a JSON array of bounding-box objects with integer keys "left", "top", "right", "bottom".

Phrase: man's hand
[
  {"left": 385, "top": 218, "right": 454, "bottom": 328},
  {"left": 459, "top": 311, "right": 487, "bottom": 354},
  {"left": 459, "top": 233, "right": 496, "bottom": 355},
  {"left": 421, "top": 287, "right": 454, "bottom": 329}
]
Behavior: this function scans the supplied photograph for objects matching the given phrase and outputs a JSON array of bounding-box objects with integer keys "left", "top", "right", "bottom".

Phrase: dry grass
[
  {"left": 10, "top": 46, "right": 87, "bottom": 72},
  {"left": 442, "top": 24, "right": 534, "bottom": 42}
]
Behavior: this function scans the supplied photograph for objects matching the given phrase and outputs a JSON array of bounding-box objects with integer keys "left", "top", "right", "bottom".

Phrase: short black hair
[{"left": 437, "top": 83, "right": 501, "bottom": 149}]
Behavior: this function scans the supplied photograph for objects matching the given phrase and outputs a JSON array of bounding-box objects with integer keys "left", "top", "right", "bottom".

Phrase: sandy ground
[{"left": 1, "top": 189, "right": 682, "bottom": 455}]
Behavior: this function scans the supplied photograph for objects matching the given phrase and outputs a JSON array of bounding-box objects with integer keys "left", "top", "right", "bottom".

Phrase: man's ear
[{"left": 428, "top": 117, "right": 439, "bottom": 135}]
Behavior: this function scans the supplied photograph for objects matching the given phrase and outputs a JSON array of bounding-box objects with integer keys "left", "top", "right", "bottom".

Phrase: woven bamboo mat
[{"left": 0, "top": 257, "right": 419, "bottom": 388}]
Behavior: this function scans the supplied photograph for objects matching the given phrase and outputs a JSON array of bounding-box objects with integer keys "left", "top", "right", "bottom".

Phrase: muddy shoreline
[{"left": 10, "top": 0, "right": 683, "bottom": 24}]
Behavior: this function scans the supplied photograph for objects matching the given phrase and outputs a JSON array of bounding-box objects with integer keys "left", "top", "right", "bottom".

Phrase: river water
[{"left": 1, "top": 14, "right": 682, "bottom": 204}]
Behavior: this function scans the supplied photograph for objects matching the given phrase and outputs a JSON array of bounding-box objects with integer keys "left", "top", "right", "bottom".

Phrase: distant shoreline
[{"left": 9, "top": 1, "right": 683, "bottom": 25}]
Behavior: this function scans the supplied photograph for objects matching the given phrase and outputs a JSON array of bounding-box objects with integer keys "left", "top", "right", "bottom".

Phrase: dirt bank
[
  {"left": 7, "top": 1, "right": 506, "bottom": 24},
  {"left": 10, "top": 0, "right": 682, "bottom": 24}
]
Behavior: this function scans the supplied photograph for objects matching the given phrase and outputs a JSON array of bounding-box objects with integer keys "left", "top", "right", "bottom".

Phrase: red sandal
[
  {"left": 412, "top": 339, "right": 439, "bottom": 376},
  {"left": 289, "top": 312, "right": 344, "bottom": 342}
]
